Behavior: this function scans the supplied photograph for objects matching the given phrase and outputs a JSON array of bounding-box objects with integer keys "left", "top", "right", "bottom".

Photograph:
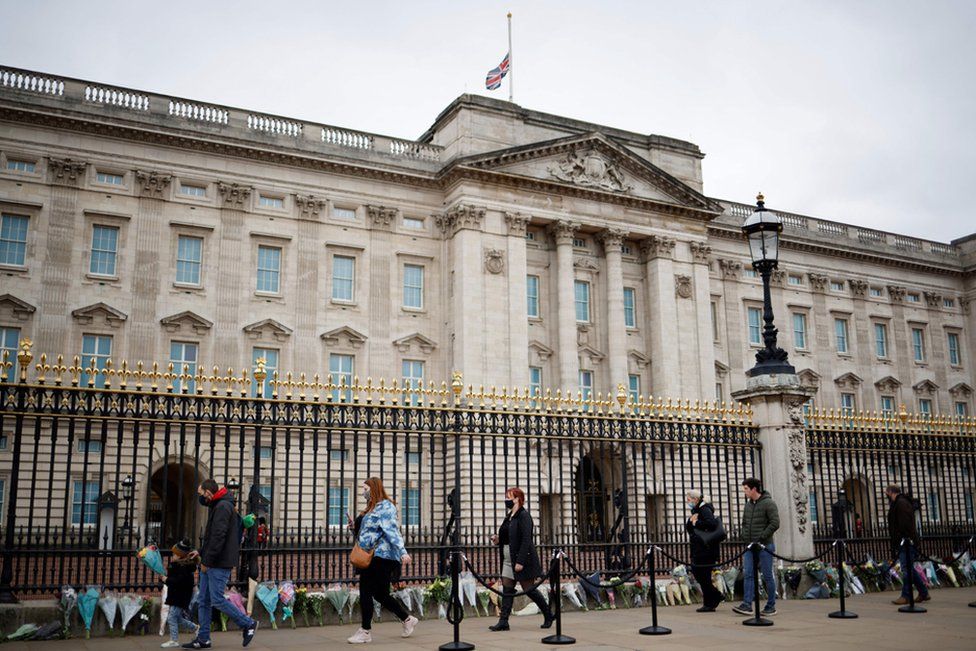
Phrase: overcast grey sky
[{"left": 3, "top": 1, "right": 974, "bottom": 242}]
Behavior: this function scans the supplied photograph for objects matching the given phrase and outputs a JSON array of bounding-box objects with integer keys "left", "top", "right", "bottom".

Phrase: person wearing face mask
[
  {"left": 488, "top": 487, "right": 554, "bottom": 632},
  {"left": 684, "top": 489, "right": 725, "bottom": 612},
  {"left": 347, "top": 477, "right": 418, "bottom": 644},
  {"left": 183, "top": 479, "right": 257, "bottom": 650}
]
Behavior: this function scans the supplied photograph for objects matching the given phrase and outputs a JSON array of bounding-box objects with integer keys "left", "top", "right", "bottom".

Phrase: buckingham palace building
[{"left": 1, "top": 66, "right": 973, "bottom": 414}]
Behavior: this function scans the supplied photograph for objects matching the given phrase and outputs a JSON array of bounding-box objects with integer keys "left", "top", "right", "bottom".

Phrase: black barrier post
[
  {"left": 542, "top": 551, "right": 575, "bottom": 645},
  {"left": 897, "top": 538, "right": 926, "bottom": 614},
  {"left": 742, "top": 543, "right": 773, "bottom": 627},
  {"left": 828, "top": 540, "right": 857, "bottom": 619},
  {"left": 639, "top": 546, "right": 671, "bottom": 635},
  {"left": 439, "top": 551, "right": 475, "bottom": 651}
]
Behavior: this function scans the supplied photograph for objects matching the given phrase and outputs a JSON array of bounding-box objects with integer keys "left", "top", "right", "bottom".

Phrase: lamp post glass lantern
[
  {"left": 742, "top": 193, "right": 795, "bottom": 377},
  {"left": 121, "top": 474, "right": 134, "bottom": 531}
]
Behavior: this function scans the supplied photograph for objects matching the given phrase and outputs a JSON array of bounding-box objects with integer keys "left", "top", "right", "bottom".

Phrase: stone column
[
  {"left": 295, "top": 195, "right": 326, "bottom": 368},
  {"left": 505, "top": 213, "right": 531, "bottom": 390},
  {"left": 548, "top": 220, "right": 580, "bottom": 395},
  {"left": 923, "top": 291, "right": 949, "bottom": 412},
  {"left": 642, "top": 235, "right": 678, "bottom": 397},
  {"left": 807, "top": 273, "right": 832, "bottom": 402},
  {"left": 367, "top": 204, "right": 397, "bottom": 380},
  {"left": 732, "top": 374, "right": 817, "bottom": 560},
  {"left": 690, "top": 242, "right": 716, "bottom": 399},
  {"left": 440, "top": 204, "right": 486, "bottom": 387},
  {"left": 718, "top": 258, "right": 745, "bottom": 395},
  {"left": 598, "top": 228, "right": 627, "bottom": 391},
  {"left": 37, "top": 158, "right": 88, "bottom": 353},
  {"left": 849, "top": 280, "right": 873, "bottom": 409},
  {"left": 130, "top": 170, "right": 172, "bottom": 359},
  {"left": 214, "top": 183, "right": 251, "bottom": 364}
]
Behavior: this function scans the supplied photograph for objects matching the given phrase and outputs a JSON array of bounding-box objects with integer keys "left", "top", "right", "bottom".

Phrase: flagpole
[{"left": 507, "top": 12, "right": 514, "bottom": 103}]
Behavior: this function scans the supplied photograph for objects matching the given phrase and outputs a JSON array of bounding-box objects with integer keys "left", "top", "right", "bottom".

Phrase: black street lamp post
[
  {"left": 121, "top": 474, "right": 134, "bottom": 531},
  {"left": 742, "top": 193, "right": 795, "bottom": 377}
]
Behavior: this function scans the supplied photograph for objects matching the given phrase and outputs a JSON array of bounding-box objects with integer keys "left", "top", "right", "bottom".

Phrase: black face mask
[
  {"left": 199, "top": 495, "right": 211, "bottom": 507},
  {"left": 504, "top": 499, "right": 515, "bottom": 509}
]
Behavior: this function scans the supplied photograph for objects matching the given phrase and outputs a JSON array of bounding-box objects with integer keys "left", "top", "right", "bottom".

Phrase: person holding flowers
[
  {"left": 347, "top": 477, "right": 419, "bottom": 644},
  {"left": 161, "top": 539, "right": 200, "bottom": 648}
]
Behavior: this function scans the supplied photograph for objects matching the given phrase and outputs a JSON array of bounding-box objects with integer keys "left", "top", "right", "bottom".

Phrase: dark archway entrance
[
  {"left": 576, "top": 456, "right": 607, "bottom": 543},
  {"left": 146, "top": 461, "right": 201, "bottom": 546}
]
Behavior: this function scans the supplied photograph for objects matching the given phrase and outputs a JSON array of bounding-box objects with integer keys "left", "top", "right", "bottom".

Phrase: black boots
[
  {"left": 525, "top": 588, "right": 555, "bottom": 629},
  {"left": 489, "top": 586, "right": 516, "bottom": 631}
]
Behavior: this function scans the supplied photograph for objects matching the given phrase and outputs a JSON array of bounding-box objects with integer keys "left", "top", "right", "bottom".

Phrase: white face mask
[{"left": 362, "top": 488, "right": 371, "bottom": 501}]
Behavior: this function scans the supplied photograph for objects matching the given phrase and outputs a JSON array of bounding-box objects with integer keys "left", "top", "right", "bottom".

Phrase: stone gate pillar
[{"left": 732, "top": 373, "right": 817, "bottom": 561}]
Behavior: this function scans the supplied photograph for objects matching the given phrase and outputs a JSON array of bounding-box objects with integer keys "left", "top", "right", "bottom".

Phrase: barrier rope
[
  {"left": 911, "top": 536, "right": 975, "bottom": 564},
  {"left": 560, "top": 548, "right": 651, "bottom": 587},
  {"left": 460, "top": 553, "right": 554, "bottom": 597},
  {"left": 652, "top": 544, "right": 751, "bottom": 570},
  {"left": 759, "top": 542, "right": 835, "bottom": 564}
]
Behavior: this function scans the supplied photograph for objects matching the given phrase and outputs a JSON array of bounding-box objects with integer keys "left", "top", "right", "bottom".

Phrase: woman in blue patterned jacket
[{"left": 347, "top": 477, "right": 419, "bottom": 644}]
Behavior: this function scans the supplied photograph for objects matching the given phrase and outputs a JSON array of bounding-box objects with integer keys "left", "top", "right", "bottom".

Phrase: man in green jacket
[{"left": 732, "top": 477, "right": 780, "bottom": 616}]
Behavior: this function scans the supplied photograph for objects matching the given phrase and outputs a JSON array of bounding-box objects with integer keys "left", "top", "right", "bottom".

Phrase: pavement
[{"left": 6, "top": 587, "right": 976, "bottom": 651}]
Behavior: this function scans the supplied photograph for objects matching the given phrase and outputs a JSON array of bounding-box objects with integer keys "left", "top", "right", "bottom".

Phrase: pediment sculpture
[{"left": 548, "top": 149, "right": 632, "bottom": 193}]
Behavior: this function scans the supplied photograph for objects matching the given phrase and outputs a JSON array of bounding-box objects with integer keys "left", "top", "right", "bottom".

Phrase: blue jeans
[
  {"left": 167, "top": 605, "right": 197, "bottom": 641},
  {"left": 197, "top": 567, "right": 255, "bottom": 640},
  {"left": 899, "top": 546, "right": 929, "bottom": 600},
  {"left": 742, "top": 542, "right": 776, "bottom": 609}
]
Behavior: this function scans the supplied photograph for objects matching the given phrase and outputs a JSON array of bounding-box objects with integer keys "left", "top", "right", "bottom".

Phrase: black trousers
[
  {"left": 359, "top": 557, "right": 409, "bottom": 629},
  {"left": 691, "top": 562, "right": 724, "bottom": 608}
]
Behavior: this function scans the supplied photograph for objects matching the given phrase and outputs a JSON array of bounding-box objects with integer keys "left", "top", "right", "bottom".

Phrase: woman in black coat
[
  {"left": 685, "top": 489, "right": 725, "bottom": 612},
  {"left": 488, "top": 487, "right": 554, "bottom": 632}
]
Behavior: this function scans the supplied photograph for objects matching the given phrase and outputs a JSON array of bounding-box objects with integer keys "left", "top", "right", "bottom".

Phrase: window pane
[
  {"left": 628, "top": 374, "right": 640, "bottom": 406},
  {"left": 169, "top": 341, "right": 198, "bottom": 393},
  {"left": 90, "top": 225, "right": 118, "bottom": 276},
  {"left": 948, "top": 333, "right": 960, "bottom": 365},
  {"left": 330, "top": 353, "right": 354, "bottom": 401},
  {"left": 748, "top": 307, "right": 762, "bottom": 345},
  {"left": 623, "top": 287, "right": 636, "bottom": 328},
  {"left": 327, "top": 487, "right": 350, "bottom": 526},
  {"left": 402, "top": 360, "right": 424, "bottom": 406},
  {"left": 81, "top": 334, "right": 112, "bottom": 388},
  {"left": 403, "top": 265, "right": 424, "bottom": 309},
  {"left": 574, "top": 281, "right": 590, "bottom": 322},
  {"left": 792, "top": 313, "right": 807, "bottom": 349},
  {"left": 912, "top": 328, "right": 925, "bottom": 362},
  {"left": 97, "top": 172, "right": 123, "bottom": 185},
  {"left": 72, "top": 480, "right": 100, "bottom": 526},
  {"left": 0, "top": 214, "right": 29, "bottom": 266},
  {"left": 834, "top": 319, "right": 848, "bottom": 353},
  {"left": 403, "top": 488, "right": 420, "bottom": 526},
  {"left": 176, "top": 235, "right": 202, "bottom": 285},
  {"left": 252, "top": 348, "right": 279, "bottom": 397},
  {"left": 333, "top": 256, "right": 355, "bottom": 301},
  {"left": 526, "top": 275, "right": 539, "bottom": 318},
  {"left": 579, "top": 370, "right": 593, "bottom": 404},
  {"left": 875, "top": 324, "right": 887, "bottom": 357},
  {"left": 257, "top": 246, "right": 281, "bottom": 293},
  {"left": 0, "top": 327, "right": 20, "bottom": 382}
]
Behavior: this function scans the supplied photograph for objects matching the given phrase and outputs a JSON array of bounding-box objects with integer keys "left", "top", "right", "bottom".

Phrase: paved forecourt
[{"left": 8, "top": 586, "right": 976, "bottom": 651}]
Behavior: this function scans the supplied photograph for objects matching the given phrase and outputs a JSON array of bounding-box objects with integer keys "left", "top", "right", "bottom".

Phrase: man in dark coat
[
  {"left": 685, "top": 491, "right": 725, "bottom": 612},
  {"left": 733, "top": 477, "right": 780, "bottom": 616},
  {"left": 182, "top": 479, "right": 258, "bottom": 649},
  {"left": 886, "top": 485, "right": 930, "bottom": 605}
]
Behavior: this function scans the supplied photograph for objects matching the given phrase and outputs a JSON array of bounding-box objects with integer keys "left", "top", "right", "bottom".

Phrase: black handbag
[{"left": 692, "top": 516, "right": 728, "bottom": 547}]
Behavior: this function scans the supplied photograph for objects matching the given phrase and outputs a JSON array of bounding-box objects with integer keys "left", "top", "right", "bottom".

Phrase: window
[
  {"left": 792, "top": 313, "right": 807, "bottom": 350},
  {"left": 830, "top": 281, "right": 845, "bottom": 292},
  {"left": 0, "top": 327, "right": 19, "bottom": 382},
  {"left": 329, "top": 353, "right": 354, "bottom": 402},
  {"left": 572, "top": 238, "right": 586, "bottom": 248},
  {"left": 403, "top": 487, "right": 420, "bottom": 526},
  {"left": 911, "top": 328, "right": 925, "bottom": 362},
  {"left": 403, "top": 264, "right": 424, "bottom": 309},
  {"left": 906, "top": 293, "right": 920, "bottom": 303},
  {"left": 175, "top": 235, "right": 203, "bottom": 285},
  {"left": 179, "top": 184, "right": 206, "bottom": 197},
  {"left": 71, "top": 480, "right": 100, "bottom": 526},
  {"left": 808, "top": 465, "right": 818, "bottom": 524},
  {"left": 788, "top": 275, "right": 802, "bottom": 286},
  {"left": 874, "top": 323, "right": 888, "bottom": 358},
  {"left": 621, "top": 244, "right": 632, "bottom": 255},
  {"left": 333, "top": 207, "right": 356, "bottom": 221},
  {"left": 403, "top": 217, "right": 425, "bottom": 230},
  {"left": 956, "top": 402, "right": 969, "bottom": 417},
  {"left": 332, "top": 255, "right": 355, "bottom": 301},
  {"left": 89, "top": 225, "right": 119, "bottom": 276},
  {"left": 327, "top": 487, "right": 350, "bottom": 526},
  {"left": 747, "top": 307, "right": 762, "bottom": 345},
  {"left": 574, "top": 280, "right": 590, "bottom": 323},
  {"left": 0, "top": 214, "right": 28, "bottom": 267},
  {"left": 579, "top": 370, "right": 593, "bottom": 403},
  {"left": 258, "top": 195, "right": 284, "bottom": 209},
  {"left": 881, "top": 396, "right": 895, "bottom": 415},
  {"left": 525, "top": 231, "right": 536, "bottom": 241},
  {"left": 402, "top": 360, "right": 424, "bottom": 406},
  {"left": 256, "top": 245, "right": 281, "bottom": 293},
  {"left": 526, "top": 275, "right": 540, "bottom": 318},
  {"left": 252, "top": 348, "right": 278, "bottom": 397},
  {"left": 834, "top": 318, "right": 849, "bottom": 353},
  {"left": 0, "top": 435, "right": 7, "bottom": 451},
  {"left": 628, "top": 374, "right": 640, "bottom": 406},
  {"left": 715, "top": 383, "right": 723, "bottom": 401},
  {"left": 927, "top": 491, "right": 941, "bottom": 522},
  {"left": 744, "top": 268, "right": 758, "bottom": 279},
  {"left": 256, "top": 485, "right": 274, "bottom": 518},
  {"left": 869, "top": 287, "right": 884, "bottom": 298},
  {"left": 710, "top": 301, "right": 719, "bottom": 342},
  {"left": 81, "top": 334, "right": 112, "bottom": 388},
  {"left": 6, "top": 160, "right": 34, "bottom": 173},
  {"left": 406, "top": 451, "right": 422, "bottom": 465},
  {"left": 841, "top": 393, "right": 856, "bottom": 415},
  {"left": 329, "top": 449, "right": 349, "bottom": 463},
  {"left": 529, "top": 366, "right": 542, "bottom": 403},
  {"left": 943, "top": 298, "right": 955, "bottom": 309},
  {"left": 76, "top": 439, "right": 103, "bottom": 455},
  {"left": 169, "top": 341, "right": 198, "bottom": 393},
  {"left": 948, "top": 332, "right": 961, "bottom": 366},
  {"left": 623, "top": 287, "right": 636, "bottom": 328},
  {"left": 256, "top": 446, "right": 274, "bottom": 460},
  {"left": 96, "top": 171, "right": 123, "bottom": 185},
  {"left": 918, "top": 399, "right": 932, "bottom": 416}
]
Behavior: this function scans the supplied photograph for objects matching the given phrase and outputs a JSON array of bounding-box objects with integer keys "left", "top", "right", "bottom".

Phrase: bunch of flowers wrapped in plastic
[
  {"left": 803, "top": 561, "right": 833, "bottom": 599},
  {"left": 294, "top": 587, "right": 309, "bottom": 627},
  {"left": 425, "top": 577, "right": 452, "bottom": 619}
]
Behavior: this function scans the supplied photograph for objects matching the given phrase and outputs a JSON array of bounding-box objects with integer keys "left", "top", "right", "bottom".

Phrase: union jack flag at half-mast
[{"left": 485, "top": 52, "right": 510, "bottom": 90}]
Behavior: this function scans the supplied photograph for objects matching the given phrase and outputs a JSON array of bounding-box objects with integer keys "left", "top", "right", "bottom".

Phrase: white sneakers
[
  {"left": 401, "top": 616, "right": 419, "bottom": 638},
  {"left": 161, "top": 642, "right": 182, "bottom": 648},
  {"left": 347, "top": 628, "right": 372, "bottom": 644}
]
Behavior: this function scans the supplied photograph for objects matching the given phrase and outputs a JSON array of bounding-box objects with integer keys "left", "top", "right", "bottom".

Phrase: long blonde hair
[{"left": 360, "top": 476, "right": 394, "bottom": 515}]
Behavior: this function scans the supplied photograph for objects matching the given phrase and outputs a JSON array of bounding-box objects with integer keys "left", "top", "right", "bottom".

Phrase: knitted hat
[{"left": 172, "top": 539, "right": 193, "bottom": 558}]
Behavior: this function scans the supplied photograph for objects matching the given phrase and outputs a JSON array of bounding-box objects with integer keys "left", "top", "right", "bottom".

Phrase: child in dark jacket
[{"left": 162, "top": 539, "right": 200, "bottom": 648}]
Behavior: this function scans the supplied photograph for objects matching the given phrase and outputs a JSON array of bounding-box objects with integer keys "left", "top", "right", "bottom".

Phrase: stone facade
[{"left": 1, "top": 66, "right": 974, "bottom": 415}]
